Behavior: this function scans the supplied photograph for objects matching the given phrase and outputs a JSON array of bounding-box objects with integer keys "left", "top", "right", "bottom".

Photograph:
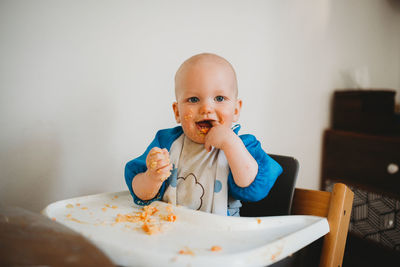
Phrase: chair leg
[{"left": 319, "top": 183, "right": 354, "bottom": 267}]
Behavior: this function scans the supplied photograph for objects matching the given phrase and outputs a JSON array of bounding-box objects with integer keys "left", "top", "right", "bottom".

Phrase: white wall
[{"left": 1, "top": 0, "right": 399, "bottom": 212}]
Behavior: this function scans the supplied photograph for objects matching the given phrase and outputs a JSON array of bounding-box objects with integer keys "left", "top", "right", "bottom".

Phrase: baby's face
[{"left": 173, "top": 59, "right": 241, "bottom": 144}]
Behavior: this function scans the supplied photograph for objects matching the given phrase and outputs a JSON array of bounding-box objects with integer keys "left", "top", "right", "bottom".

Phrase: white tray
[{"left": 42, "top": 191, "right": 329, "bottom": 267}]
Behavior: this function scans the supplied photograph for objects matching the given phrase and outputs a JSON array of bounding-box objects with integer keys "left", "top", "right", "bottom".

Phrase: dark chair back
[{"left": 240, "top": 154, "right": 299, "bottom": 217}]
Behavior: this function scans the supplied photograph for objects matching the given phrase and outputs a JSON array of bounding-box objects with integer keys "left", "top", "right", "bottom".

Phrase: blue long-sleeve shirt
[{"left": 125, "top": 126, "right": 282, "bottom": 212}]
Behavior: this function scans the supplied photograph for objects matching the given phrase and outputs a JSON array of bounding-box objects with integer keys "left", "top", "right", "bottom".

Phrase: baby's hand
[
  {"left": 146, "top": 147, "right": 172, "bottom": 182},
  {"left": 204, "top": 121, "right": 236, "bottom": 152}
]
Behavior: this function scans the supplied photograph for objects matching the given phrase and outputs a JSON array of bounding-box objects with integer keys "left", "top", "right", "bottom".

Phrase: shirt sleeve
[
  {"left": 228, "top": 134, "right": 283, "bottom": 202},
  {"left": 124, "top": 127, "right": 183, "bottom": 205}
]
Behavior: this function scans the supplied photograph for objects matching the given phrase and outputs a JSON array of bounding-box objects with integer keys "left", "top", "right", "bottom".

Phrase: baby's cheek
[{"left": 183, "top": 110, "right": 193, "bottom": 121}]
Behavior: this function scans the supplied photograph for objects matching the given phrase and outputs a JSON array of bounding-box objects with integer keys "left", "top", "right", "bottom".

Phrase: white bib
[{"left": 163, "top": 134, "right": 229, "bottom": 215}]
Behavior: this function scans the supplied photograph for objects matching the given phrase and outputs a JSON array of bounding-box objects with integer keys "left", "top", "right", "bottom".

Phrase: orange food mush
[
  {"left": 211, "top": 245, "right": 222, "bottom": 252},
  {"left": 199, "top": 128, "right": 209, "bottom": 134},
  {"left": 114, "top": 205, "right": 176, "bottom": 235},
  {"left": 142, "top": 222, "right": 160, "bottom": 235},
  {"left": 166, "top": 213, "right": 176, "bottom": 222},
  {"left": 179, "top": 247, "right": 195, "bottom": 256}
]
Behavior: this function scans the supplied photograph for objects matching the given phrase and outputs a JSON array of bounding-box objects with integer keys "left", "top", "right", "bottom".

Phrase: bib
[{"left": 163, "top": 134, "right": 229, "bottom": 215}]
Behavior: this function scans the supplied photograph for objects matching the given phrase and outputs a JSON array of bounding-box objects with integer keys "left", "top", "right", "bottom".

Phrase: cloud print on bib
[{"left": 176, "top": 173, "right": 204, "bottom": 210}]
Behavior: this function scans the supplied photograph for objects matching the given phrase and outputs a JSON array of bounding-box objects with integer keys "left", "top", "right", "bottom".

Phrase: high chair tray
[{"left": 42, "top": 191, "right": 329, "bottom": 267}]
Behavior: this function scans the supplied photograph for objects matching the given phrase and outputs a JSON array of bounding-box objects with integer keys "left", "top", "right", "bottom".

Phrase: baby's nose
[{"left": 199, "top": 101, "right": 213, "bottom": 114}]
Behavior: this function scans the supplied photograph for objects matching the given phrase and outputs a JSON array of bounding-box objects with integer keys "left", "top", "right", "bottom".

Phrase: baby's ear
[
  {"left": 172, "top": 102, "right": 181, "bottom": 123},
  {"left": 233, "top": 99, "right": 242, "bottom": 122}
]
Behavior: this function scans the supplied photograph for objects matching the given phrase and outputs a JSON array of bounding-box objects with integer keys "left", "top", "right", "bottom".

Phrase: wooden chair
[
  {"left": 240, "top": 154, "right": 354, "bottom": 267},
  {"left": 291, "top": 183, "right": 354, "bottom": 267}
]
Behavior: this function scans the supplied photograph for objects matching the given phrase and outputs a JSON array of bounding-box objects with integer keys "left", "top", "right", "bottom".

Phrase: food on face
[
  {"left": 197, "top": 120, "right": 213, "bottom": 135},
  {"left": 184, "top": 114, "right": 193, "bottom": 120},
  {"left": 199, "top": 128, "right": 209, "bottom": 134},
  {"left": 184, "top": 109, "right": 194, "bottom": 121}
]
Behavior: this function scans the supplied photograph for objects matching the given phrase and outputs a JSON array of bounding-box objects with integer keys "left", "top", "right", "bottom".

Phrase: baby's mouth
[{"left": 196, "top": 120, "right": 213, "bottom": 134}]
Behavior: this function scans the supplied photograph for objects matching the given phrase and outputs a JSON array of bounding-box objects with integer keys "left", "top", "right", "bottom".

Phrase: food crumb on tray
[
  {"left": 115, "top": 204, "right": 177, "bottom": 235},
  {"left": 211, "top": 245, "right": 222, "bottom": 252},
  {"left": 178, "top": 247, "right": 195, "bottom": 256}
]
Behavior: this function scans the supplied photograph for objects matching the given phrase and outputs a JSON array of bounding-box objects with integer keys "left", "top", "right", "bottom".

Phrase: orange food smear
[
  {"left": 270, "top": 246, "right": 283, "bottom": 261},
  {"left": 150, "top": 161, "right": 157, "bottom": 169},
  {"left": 199, "top": 128, "right": 209, "bottom": 134},
  {"left": 257, "top": 218, "right": 261, "bottom": 224},
  {"left": 211, "top": 245, "right": 222, "bottom": 252},
  {"left": 114, "top": 205, "right": 175, "bottom": 235},
  {"left": 179, "top": 247, "right": 195, "bottom": 256},
  {"left": 166, "top": 213, "right": 176, "bottom": 222},
  {"left": 184, "top": 114, "right": 193, "bottom": 120},
  {"left": 142, "top": 222, "right": 160, "bottom": 235},
  {"left": 69, "top": 217, "right": 87, "bottom": 224},
  {"left": 143, "top": 205, "right": 158, "bottom": 216}
]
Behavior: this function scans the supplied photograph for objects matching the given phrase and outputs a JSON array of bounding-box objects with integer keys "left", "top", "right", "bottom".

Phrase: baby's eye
[
  {"left": 188, "top": 97, "right": 199, "bottom": 103},
  {"left": 215, "top": 96, "right": 225, "bottom": 102}
]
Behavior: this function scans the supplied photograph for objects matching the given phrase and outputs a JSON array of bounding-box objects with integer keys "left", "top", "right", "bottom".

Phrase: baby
[{"left": 125, "top": 53, "right": 282, "bottom": 216}]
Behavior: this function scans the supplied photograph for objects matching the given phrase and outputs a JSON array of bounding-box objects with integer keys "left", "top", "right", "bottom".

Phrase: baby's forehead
[
  {"left": 182, "top": 54, "right": 232, "bottom": 71},
  {"left": 175, "top": 53, "right": 238, "bottom": 98}
]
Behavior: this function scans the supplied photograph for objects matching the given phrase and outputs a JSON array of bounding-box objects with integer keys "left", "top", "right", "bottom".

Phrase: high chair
[
  {"left": 241, "top": 154, "right": 354, "bottom": 267},
  {"left": 241, "top": 154, "right": 299, "bottom": 217},
  {"left": 291, "top": 183, "right": 354, "bottom": 267}
]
